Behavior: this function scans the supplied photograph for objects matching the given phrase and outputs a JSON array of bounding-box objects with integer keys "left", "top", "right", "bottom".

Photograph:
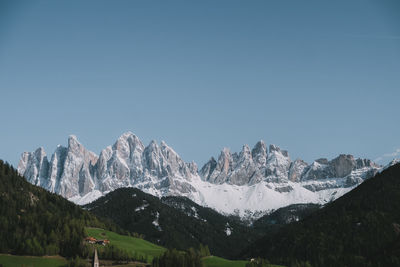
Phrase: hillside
[
  {"left": 252, "top": 203, "right": 321, "bottom": 228},
  {"left": 242, "top": 163, "right": 400, "bottom": 267},
  {"left": 86, "top": 227, "right": 166, "bottom": 263},
  {"left": 0, "top": 160, "right": 113, "bottom": 257},
  {"left": 84, "top": 187, "right": 265, "bottom": 259}
]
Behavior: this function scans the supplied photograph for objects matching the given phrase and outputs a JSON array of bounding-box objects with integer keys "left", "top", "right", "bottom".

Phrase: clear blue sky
[{"left": 1, "top": 0, "right": 399, "bottom": 167}]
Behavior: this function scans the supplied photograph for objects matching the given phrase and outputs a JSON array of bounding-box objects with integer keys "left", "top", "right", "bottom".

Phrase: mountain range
[{"left": 18, "top": 132, "right": 384, "bottom": 218}]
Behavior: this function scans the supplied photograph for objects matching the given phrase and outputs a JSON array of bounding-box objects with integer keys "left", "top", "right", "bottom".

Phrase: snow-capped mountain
[{"left": 18, "top": 132, "right": 384, "bottom": 217}]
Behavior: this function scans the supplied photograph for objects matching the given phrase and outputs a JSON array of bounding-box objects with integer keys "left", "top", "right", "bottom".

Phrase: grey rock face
[
  {"left": 264, "top": 144, "right": 291, "bottom": 182},
  {"left": 18, "top": 132, "right": 198, "bottom": 200},
  {"left": 227, "top": 145, "right": 258, "bottom": 185},
  {"left": 204, "top": 148, "right": 233, "bottom": 184},
  {"left": 274, "top": 185, "right": 294, "bottom": 193},
  {"left": 330, "top": 154, "right": 356, "bottom": 177},
  {"left": 302, "top": 160, "right": 333, "bottom": 180},
  {"left": 356, "top": 158, "right": 379, "bottom": 169},
  {"left": 288, "top": 159, "right": 308, "bottom": 182},
  {"left": 58, "top": 135, "right": 98, "bottom": 198},
  {"left": 199, "top": 157, "right": 217, "bottom": 181},
  {"left": 18, "top": 147, "right": 49, "bottom": 187},
  {"left": 200, "top": 144, "right": 266, "bottom": 186},
  {"left": 251, "top": 140, "right": 267, "bottom": 168},
  {"left": 48, "top": 145, "right": 67, "bottom": 192}
]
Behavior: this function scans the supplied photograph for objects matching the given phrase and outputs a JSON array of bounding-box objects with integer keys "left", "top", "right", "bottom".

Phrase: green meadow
[
  {"left": 86, "top": 227, "right": 166, "bottom": 263},
  {"left": 0, "top": 254, "right": 67, "bottom": 267}
]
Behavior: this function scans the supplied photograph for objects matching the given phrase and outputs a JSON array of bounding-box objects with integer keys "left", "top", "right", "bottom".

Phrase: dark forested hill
[
  {"left": 0, "top": 160, "right": 113, "bottom": 257},
  {"left": 242, "top": 163, "right": 400, "bottom": 267},
  {"left": 252, "top": 203, "right": 321, "bottom": 228},
  {"left": 84, "top": 187, "right": 265, "bottom": 259}
]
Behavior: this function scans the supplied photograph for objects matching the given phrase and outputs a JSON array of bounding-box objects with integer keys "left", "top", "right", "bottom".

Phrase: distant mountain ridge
[{"left": 18, "top": 132, "right": 385, "bottom": 217}]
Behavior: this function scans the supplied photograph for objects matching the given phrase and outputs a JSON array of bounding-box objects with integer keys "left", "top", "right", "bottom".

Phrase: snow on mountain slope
[{"left": 18, "top": 132, "right": 386, "bottom": 218}]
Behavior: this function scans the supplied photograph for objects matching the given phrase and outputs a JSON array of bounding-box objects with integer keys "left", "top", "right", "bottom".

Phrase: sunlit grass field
[{"left": 86, "top": 227, "right": 166, "bottom": 263}]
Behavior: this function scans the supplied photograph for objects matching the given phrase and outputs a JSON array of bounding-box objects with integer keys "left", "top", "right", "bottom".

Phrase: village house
[
  {"left": 85, "top": 237, "right": 97, "bottom": 244},
  {"left": 85, "top": 236, "right": 110, "bottom": 246},
  {"left": 96, "top": 239, "right": 110, "bottom": 246}
]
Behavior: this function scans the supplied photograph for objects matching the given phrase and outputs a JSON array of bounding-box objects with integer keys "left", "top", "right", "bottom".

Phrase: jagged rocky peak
[
  {"left": 47, "top": 145, "right": 67, "bottom": 192},
  {"left": 18, "top": 147, "right": 49, "bottom": 186},
  {"left": 356, "top": 158, "right": 379, "bottom": 168},
  {"left": 35, "top": 147, "right": 47, "bottom": 160},
  {"left": 66, "top": 135, "right": 98, "bottom": 165},
  {"left": 160, "top": 140, "right": 180, "bottom": 161},
  {"left": 199, "top": 157, "right": 217, "bottom": 181},
  {"left": 58, "top": 135, "right": 98, "bottom": 198},
  {"left": 96, "top": 146, "right": 113, "bottom": 177},
  {"left": 187, "top": 161, "right": 198, "bottom": 174},
  {"left": 112, "top": 132, "right": 145, "bottom": 177},
  {"left": 200, "top": 142, "right": 294, "bottom": 185},
  {"left": 68, "top": 134, "right": 79, "bottom": 148},
  {"left": 159, "top": 140, "right": 196, "bottom": 178},
  {"left": 202, "top": 148, "right": 233, "bottom": 184},
  {"left": 238, "top": 144, "right": 252, "bottom": 162},
  {"left": 217, "top": 148, "right": 233, "bottom": 175},
  {"left": 112, "top": 131, "right": 145, "bottom": 160},
  {"left": 143, "top": 140, "right": 161, "bottom": 172},
  {"left": 315, "top": 158, "right": 329, "bottom": 165},
  {"left": 265, "top": 144, "right": 291, "bottom": 182},
  {"left": 330, "top": 154, "right": 356, "bottom": 177},
  {"left": 252, "top": 140, "right": 267, "bottom": 167},
  {"left": 288, "top": 159, "right": 308, "bottom": 182},
  {"left": 226, "top": 144, "right": 258, "bottom": 185},
  {"left": 269, "top": 144, "right": 289, "bottom": 157}
]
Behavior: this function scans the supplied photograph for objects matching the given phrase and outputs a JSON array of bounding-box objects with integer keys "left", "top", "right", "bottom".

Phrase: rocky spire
[
  {"left": 265, "top": 144, "right": 291, "bottom": 182},
  {"left": 252, "top": 140, "right": 267, "bottom": 167},
  {"left": 58, "top": 135, "right": 98, "bottom": 198},
  {"left": 18, "top": 147, "right": 49, "bottom": 186}
]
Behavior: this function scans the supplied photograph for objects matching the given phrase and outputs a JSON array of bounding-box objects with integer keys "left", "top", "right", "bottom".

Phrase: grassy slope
[
  {"left": 0, "top": 254, "right": 66, "bottom": 267},
  {"left": 202, "top": 256, "right": 249, "bottom": 267},
  {"left": 202, "top": 256, "right": 284, "bottom": 267},
  {"left": 86, "top": 227, "right": 166, "bottom": 262}
]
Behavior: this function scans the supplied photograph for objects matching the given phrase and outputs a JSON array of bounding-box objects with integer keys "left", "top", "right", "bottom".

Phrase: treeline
[
  {"left": 152, "top": 244, "right": 210, "bottom": 267},
  {"left": 0, "top": 160, "right": 116, "bottom": 257},
  {"left": 245, "top": 257, "right": 312, "bottom": 267}
]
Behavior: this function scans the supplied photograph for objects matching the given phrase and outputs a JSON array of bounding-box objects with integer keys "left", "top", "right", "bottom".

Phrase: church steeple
[{"left": 93, "top": 249, "right": 99, "bottom": 267}]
